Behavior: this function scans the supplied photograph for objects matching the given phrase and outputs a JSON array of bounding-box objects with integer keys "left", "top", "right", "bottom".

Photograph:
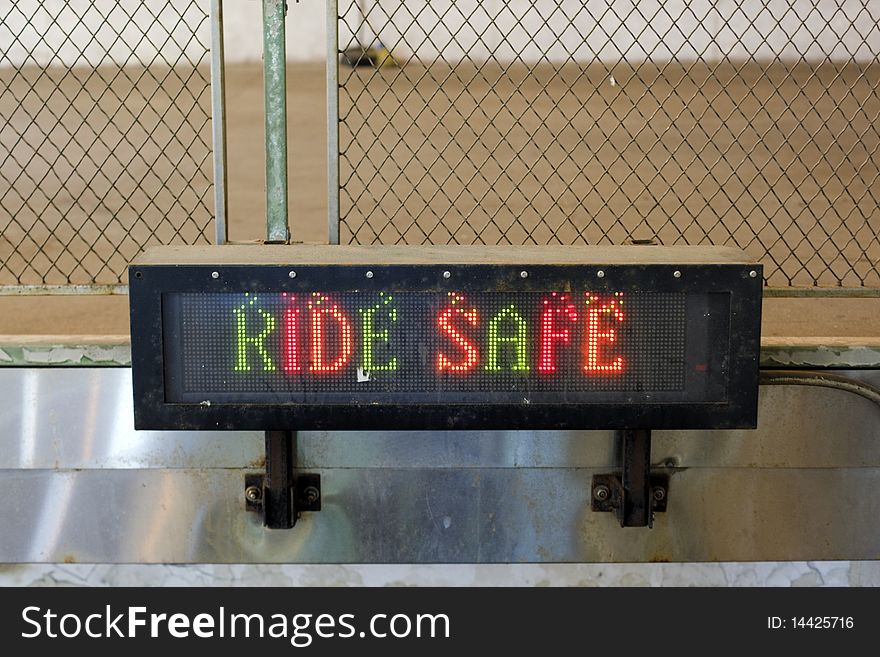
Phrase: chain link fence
[
  {"left": 335, "top": 1, "right": 880, "bottom": 287},
  {"left": 0, "top": 0, "right": 214, "bottom": 289}
]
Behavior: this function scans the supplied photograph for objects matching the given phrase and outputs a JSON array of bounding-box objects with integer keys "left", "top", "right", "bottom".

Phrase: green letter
[
  {"left": 233, "top": 295, "right": 277, "bottom": 372},
  {"left": 486, "top": 305, "right": 530, "bottom": 371},
  {"left": 359, "top": 292, "right": 398, "bottom": 371}
]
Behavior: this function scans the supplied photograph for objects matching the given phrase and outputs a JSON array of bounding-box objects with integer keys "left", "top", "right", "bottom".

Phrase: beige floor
[
  {"left": 336, "top": 61, "right": 880, "bottom": 288},
  {"left": 1, "top": 62, "right": 879, "bottom": 338}
]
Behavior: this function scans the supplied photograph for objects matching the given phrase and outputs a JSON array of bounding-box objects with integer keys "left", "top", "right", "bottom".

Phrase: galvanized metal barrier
[
  {"left": 0, "top": 366, "right": 879, "bottom": 563},
  {"left": 330, "top": 1, "right": 880, "bottom": 290}
]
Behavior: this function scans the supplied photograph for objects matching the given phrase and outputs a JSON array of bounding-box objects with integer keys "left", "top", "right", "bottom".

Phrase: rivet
[
  {"left": 597, "top": 270, "right": 605, "bottom": 278},
  {"left": 443, "top": 271, "right": 451, "bottom": 279},
  {"left": 211, "top": 271, "right": 219, "bottom": 279},
  {"left": 365, "top": 271, "right": 374, "bottom": 279},
  {"left": 673, "top": 270, "right": 682, "bottom": 278},
  {"left": 288, "top": 270, "right": 296, "bottom": 279},
  {"left": 520, "top": 270, "right": 528, "bottom": 279},
  {"left": 749, "top": 270, "right": 758, "bottom": 278}
]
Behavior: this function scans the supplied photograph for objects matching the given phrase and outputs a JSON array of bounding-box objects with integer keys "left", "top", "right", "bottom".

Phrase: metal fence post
[
  {"left": 262, "top": 0, "right": 294, "bottom": 528},
  {"left": 210, "top": 0, "right": 229, "bottom": 246},
  {"left": 326, "top": 0, "right": 340, "bottom": 245},
  {"left": 263, "top": 0, "right": 289, "bottom": 243}
]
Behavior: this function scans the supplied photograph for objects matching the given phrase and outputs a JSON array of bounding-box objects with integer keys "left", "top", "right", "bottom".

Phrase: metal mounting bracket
[
  {"left": 244, "top": 430, "right": 321, "bottom": 528},
  {"left": 591, "top": 429, "right": 668, "bottom": 528}
]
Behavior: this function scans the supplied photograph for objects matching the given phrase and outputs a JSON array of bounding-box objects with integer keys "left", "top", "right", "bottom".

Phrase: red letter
[
  {"left": 283, "top": 294, "right": 302, "bottom": 372},
  {"left": 437, "top": 292, "right": 479, "bottom": 372},
  {"left": 309, "top": 294, "right": 354, "bottom": 373},
  {"left": 584, "top": 292, "right": 624, "bottom": 373},
  {"left": 538, "top": 293, "right": 578, "bottom": 373}
]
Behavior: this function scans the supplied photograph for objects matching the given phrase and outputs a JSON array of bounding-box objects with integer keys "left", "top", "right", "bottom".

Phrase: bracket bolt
[
  {"left": 245, "top": 486, "right": 262, "bottom": 503},
  {"left": 520, "top": 270, "right": 528, "bottom": 279},
  {"left": 749, "top": 270, "right": 758, "bottom": 278},
  {"left": 597, "top": 270, "right": 605, "bottom": 278},
  {"left": 443, "top": 270, "right": 451, "bottom": 279},
  {"left": 593, "top": 484, "right": 610, "bottom": 502},
  {"left": 673, "top": 270, "right": 682, "bottom": 278},
  {"left": 288, "top": 270, "right": 296, "bottom": 278},
  {"left": 303, "top": 486, "right": 320, "bottom": 505},
  {"left": 365, "top": 270, "right": 374, "bottom": 279},
  {"left": 211, "top": 271, "right": 219, "bottom": 279},
  {"left": 652, "top": 486, "right": 666, "bottom": 502}
]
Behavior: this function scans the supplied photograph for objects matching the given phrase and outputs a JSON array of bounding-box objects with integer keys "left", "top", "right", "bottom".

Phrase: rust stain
[
  {"left": 62, "top": 554, "right": 76, "bottom": 564},
  {"left": 247, "top": 456, "right": 267, "bottom": 469}
]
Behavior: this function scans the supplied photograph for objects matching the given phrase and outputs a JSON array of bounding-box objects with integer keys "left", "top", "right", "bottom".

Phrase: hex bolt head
[
  {"left": 365, "top": 270, "right": 374, "bottom": 279},
  {"left": 245, "top": 486, "right": 262, "bottom": 503},
  {"left": 443, "top": 270, "right": 451, "bottom": 279},
  {"left": 593, "top": 484, "right": 610, "bottom": 502},
  {"left": 211, "top": 271, "right": 219, "bottom": 279},
  {"left": 303, "top": 486, "right": 320, "bottom": 505},
  {"left": 652, "top": 486, "right": 666, "bottom": 502}
]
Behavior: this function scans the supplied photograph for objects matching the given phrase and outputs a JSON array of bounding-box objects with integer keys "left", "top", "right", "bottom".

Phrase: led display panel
[{"left": 129, "top": 245, "right": 762, "bottom": 430}]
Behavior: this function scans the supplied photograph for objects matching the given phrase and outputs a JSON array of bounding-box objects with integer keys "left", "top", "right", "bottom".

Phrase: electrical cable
[{"left": 760, "top": 370, "right": 880, "bottom": 409}]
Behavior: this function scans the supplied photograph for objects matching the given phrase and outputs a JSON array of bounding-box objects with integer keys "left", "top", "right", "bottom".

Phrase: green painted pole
[
  {"left": 263, "top": 0, "right": 289, "bottom": 243},
  {"left": 263, "top": 2, "right": 293, "bottom": 528}
]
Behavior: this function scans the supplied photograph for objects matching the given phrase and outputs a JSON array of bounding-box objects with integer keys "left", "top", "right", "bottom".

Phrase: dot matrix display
[{"left": 167, "top": 289, "right": 722, "bottom": 406}]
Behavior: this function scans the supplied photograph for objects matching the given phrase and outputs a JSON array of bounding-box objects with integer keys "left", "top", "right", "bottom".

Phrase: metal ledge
[{"left": 4, "top": 338, "right": 879, "bottom": 369}]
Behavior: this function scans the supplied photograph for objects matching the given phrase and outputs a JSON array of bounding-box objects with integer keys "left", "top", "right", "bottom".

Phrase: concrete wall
[{"left": 1, "top": 1, "right": 878, "bottom": 67}]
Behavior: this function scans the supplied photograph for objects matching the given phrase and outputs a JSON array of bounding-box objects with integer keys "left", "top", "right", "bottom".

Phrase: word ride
[{"left": 171, "top": 289, "right": 699, "bottom": 402}]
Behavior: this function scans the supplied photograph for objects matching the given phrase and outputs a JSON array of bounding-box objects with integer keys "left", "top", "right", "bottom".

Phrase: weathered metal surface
[
  {"left": 0, "top": 368, "right": 878, "bottom": 472},
  {"left": 0, "top": 342, "right": 131, "bottom": 367},
  {"left": 2, "top": 339, "right": 877, "bottom": 370},
  {"left": 1, "top": 466, "right": 880, "bottom": 563},
  {"left": 263, "top": 0, "right": 289, "bottom": 243},
  {"left": 760, "top": 341, "right": 880, "bottom": 369},
  {"left": 0, "top": 369, "right": 259, "bottom": 470},
  {"left": 0, "top": 366, "right": 878, "bottom": 562}
]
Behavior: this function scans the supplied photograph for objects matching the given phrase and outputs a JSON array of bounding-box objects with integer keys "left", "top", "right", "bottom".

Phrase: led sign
[{"left": 129, "top": 245, "right": 762, "bottom": 430}]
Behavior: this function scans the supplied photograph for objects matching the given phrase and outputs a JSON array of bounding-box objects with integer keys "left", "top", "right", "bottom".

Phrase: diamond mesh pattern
[
  {"left": 337, "top": 1, "right": 880, "bottom": 287},
  {"left": 0, "top": 0, "right": 213, "bottom": 286}
]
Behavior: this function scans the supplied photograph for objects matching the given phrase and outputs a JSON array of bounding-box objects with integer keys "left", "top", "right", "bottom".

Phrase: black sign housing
[{"left": 129, "top": 245, "right": 762, "bottom": 431}]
